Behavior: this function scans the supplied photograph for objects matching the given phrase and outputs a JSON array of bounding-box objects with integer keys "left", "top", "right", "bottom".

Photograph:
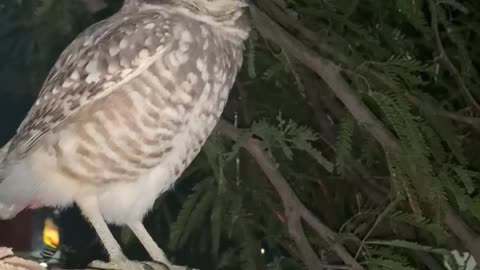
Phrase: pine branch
[
  {"left": 216, "top": 119, "right": 364, "bottom": 270},
  {"left": 249, "top": 2, "right": 480, "bottom": 263}
]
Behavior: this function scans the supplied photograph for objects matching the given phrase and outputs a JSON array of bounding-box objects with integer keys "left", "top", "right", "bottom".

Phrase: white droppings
[
  {"left": 35, "top": 100, "right": 41, "bottom": 106},
  {"left": 51, "top": 88, "right": 59, "bottom": 95},
  {"left": 203, "top": 40, "right": 209, "bottom": 50}
]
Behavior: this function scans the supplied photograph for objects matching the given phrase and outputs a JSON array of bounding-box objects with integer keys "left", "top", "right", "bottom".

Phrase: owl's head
[{"left": 144, "top": 0, "right": 248, "bottom": 17}]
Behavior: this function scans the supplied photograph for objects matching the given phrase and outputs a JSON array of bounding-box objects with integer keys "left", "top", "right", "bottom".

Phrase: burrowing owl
[{"left": 0, "top": 0, "right": 249, "bottom": 269}]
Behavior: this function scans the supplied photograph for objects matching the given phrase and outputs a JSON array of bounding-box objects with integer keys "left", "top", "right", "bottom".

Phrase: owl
[{"left": 0, "top": 0, "right": 250, "bottom": 269}]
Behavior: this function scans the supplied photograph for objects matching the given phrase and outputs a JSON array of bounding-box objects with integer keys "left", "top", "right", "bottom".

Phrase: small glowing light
[
  {"left": 260, "top": 248, "right": 265, "bottom": 255},
  {"left": 42, "top": 217, "right": 60, "bottom": 248},
  {"left": 39, "top": 262, "right": 48, "bottom": 268}
]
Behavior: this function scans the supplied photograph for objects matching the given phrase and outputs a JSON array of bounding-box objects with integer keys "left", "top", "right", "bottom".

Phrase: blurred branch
[
  {"left": 79, "top": 0, "right": 107, "bottom": 14},
  {"left": 217, "top": 119, "right": 364, "bottom": 270}
]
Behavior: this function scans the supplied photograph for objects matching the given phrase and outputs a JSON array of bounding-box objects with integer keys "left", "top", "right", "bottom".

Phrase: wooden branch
[
  {"left": 249, "top": 2, "right": 480, "bottom": 263},
  {"left": 217, "top": 119, "right": 364, "bottom": 270},
  {"left": 0, "top": 248, "right": 46, "bottom": 270},
  {"left": 0, "top": 248, "right": 174, "bottom": 270}
]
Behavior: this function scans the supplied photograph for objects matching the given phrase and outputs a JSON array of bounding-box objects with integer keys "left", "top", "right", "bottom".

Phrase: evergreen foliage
[{"left": 1, "top": 0, "right": 480, "bottom": 269}]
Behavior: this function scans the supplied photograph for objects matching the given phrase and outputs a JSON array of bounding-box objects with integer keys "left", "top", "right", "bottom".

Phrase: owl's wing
[{"left": 9, "top": 10, "right": 175, "bottom": 158}]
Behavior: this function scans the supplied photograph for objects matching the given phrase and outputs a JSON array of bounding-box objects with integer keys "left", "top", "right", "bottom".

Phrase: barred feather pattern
[{"left": 0, "top": 2, "right": 249, "bottom": 223}]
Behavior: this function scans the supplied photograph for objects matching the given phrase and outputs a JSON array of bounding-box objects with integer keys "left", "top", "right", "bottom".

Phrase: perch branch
[
  {"left": 217, "top": 119, "right": 364, "bottom": 270},
  {"left": 249, "top": 2, "right": 480, "bottom": 263}
]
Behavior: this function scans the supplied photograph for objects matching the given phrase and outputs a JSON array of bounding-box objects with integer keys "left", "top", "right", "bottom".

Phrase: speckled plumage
[{"left": 0, "top": 0, "right": 249, "bottom": 269}]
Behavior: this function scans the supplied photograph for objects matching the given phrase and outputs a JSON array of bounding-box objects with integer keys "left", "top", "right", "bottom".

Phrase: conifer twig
[{"left": 216, "top": 119, "right": 364, "bottom": 270}]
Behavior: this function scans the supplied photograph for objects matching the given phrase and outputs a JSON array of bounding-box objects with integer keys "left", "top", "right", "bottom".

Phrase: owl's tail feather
[
  {"left": 0, "top": 140, "right": 11, "bottom": 183},
  {"left": 0, "top": 140, "right": 22, "bottom": 220}
]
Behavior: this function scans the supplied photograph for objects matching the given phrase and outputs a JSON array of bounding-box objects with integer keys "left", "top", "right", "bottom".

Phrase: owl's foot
[{"left": 88, "top": 260, "right": 197, "bottom": 270}]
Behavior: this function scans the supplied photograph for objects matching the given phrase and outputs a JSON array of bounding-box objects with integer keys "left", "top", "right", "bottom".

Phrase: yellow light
[{"left": 42, "top": 217, "right": 60, "bottom": 248}]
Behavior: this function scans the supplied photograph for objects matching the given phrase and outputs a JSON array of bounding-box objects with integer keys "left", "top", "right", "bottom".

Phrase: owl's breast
[{"left": 24, "top": 17, "right": 244, "bottom": 223}]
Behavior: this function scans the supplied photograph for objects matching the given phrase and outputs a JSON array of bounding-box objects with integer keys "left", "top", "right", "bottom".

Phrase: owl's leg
[
  {"left": 128, "top": 222, "right": 194, "bottom": 270},
  {"left": 76, "top": 196, "right": 126, "bottom": 261},
  {"left": 128, "top": 222, "right": 168, "bottom": 262}
]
